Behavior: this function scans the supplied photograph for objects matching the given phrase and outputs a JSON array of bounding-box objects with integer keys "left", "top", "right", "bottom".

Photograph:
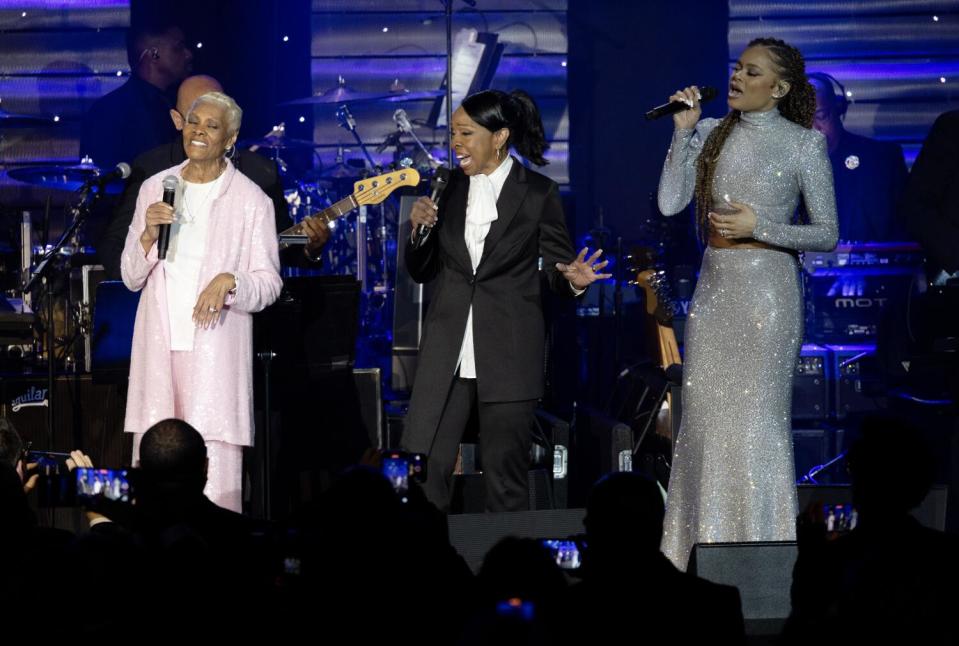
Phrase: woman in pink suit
[{"left": 121, "top": 91, "right": 282, "bottom": 512}]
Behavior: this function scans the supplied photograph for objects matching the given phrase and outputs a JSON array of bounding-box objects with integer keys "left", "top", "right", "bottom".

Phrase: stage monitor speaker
[
  {"left": 447, "top": 508, "right": 586, "bottom": 573},
  {"left": 391, "top": 195, "right": 423, "bottom": 393},
  {"left": 688, "top": 541, "right": 797, "bottom": 627}
]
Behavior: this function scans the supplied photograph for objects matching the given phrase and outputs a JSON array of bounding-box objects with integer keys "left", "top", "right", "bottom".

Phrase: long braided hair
[{"left": 693, "top": 37, "right": 817, "bottom": 240}]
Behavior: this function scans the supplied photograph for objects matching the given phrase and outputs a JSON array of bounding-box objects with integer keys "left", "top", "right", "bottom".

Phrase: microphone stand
[
  {"left": 24, "top": 182, "right": 105, "bottom": 455},
  {"left": 396, "top": 115, "right": 440, "bottom": 169},
  {"left": 443, "top": 0, "right": 454, "bottom": 170},
  {"left": 439, "top": 0, "right": 474, "bottom": 170},
  {"left": 335, "top": 104, "right": 377, "bottom": 170}
]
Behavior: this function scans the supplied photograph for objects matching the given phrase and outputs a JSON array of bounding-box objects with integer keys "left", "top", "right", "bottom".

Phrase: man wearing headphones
[
  {"left": 809, "top": 72, "right": 909, "bottom": 242},
  {"left": 80, "top": 22, "right": 194, "bottom": 172}
]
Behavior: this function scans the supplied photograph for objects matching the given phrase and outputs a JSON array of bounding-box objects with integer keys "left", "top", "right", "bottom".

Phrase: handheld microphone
[
  {"left": 157, "top": 175, "right": 178, "bottom": 260},
  {"left": 644, "top": 86, "right": 717, "bottom": 121},
  {"left": 413, "top": 167, "right": 451, "bottom": 249}
]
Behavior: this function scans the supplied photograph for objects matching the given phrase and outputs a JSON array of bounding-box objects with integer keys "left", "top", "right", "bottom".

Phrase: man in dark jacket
[{"left": 809, "top": 73, "right": 909, "bottom": 242}]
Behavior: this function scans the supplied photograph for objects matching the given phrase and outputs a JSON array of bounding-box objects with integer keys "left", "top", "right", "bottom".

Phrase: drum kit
[
  {"left": 240, "top": 77, "right": 450, "bottom": 347},
  {"left": 1, "top": 76, "right": 452, "bottom": 373}
]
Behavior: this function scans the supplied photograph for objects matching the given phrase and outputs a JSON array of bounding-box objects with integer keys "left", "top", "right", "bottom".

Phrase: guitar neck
[
  {"left": 281, "top": 194, "right": 357, "bottom": 236},
  {"left": 658, "top": 325, "right": 682, "bottom": 367}
]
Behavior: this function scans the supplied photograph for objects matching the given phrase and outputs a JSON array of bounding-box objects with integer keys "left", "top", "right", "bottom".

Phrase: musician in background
[
  {"left": 99, "top": 75, "right": 329, "bottom": 279},
  {"left": 401, "top": 89, "right": 609, "bottom": 512},
  {"left": 80, "top": 22, "right": 193, "bottom": 171},
  {"left": 809, "top": 72, "right": 908, "bottom": 242},
  {"left": 121, "top": 92, "right": 282, "bottom": 512}
]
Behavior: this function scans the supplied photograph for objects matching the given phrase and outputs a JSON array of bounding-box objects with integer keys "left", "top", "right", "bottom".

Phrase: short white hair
[{"left": 188, "top": 91, "right": 243, "bottom": 135}]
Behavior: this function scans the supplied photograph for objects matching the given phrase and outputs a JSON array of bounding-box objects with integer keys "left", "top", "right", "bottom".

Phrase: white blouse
[
  {"left": 456, "top": 155, "right": 513, "bottom": 378},
  {"left": 164, "top": 173, "right": 224, "bottom": 351}
]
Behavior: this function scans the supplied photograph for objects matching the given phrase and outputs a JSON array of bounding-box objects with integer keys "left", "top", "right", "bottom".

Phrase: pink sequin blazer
[{"left": 120, "top": 159, "right": 282, "bottom": 446}]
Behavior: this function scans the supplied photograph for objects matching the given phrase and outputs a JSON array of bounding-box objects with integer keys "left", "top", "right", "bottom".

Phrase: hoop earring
[{"left": 224, "top": 143, "right": 236, "bottom": 160}]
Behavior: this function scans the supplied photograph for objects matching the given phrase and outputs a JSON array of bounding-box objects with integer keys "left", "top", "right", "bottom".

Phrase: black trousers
[{"left": 408, "top": 377, "right": 536, "bottom": 512}]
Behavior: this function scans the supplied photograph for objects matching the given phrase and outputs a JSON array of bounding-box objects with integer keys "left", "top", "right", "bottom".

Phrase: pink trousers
[{"left": 131, "top": 350, "right": 244, "bottom": 513}]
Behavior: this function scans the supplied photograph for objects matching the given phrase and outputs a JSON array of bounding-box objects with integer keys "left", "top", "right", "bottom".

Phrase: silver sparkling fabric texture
[{"left": 656, "top": 108, "right": 838, "bottom": 570}]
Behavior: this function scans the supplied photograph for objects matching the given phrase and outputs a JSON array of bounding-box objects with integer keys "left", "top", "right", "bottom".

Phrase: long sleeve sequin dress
[{"left": 657, "top": 108, "right": 838, "bottom": 570}]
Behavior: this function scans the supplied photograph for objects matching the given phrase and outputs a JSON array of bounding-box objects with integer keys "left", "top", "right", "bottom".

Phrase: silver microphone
[{"left": 393, "top": 109, "right": 414, "bottom": 134}]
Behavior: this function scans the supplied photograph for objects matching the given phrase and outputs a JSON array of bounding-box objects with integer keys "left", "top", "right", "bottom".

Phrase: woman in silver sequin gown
[{"left": 656, "top": 38, "right": 838, "bottom": 570}]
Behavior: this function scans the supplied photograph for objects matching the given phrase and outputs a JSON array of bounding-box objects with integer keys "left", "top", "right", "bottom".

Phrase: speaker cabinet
[
  {"left": 688, "top": 541, "right": 797, "bottom": 625},
  {"left": 2, "top": 375, "right": 126, "bottom": 467}
]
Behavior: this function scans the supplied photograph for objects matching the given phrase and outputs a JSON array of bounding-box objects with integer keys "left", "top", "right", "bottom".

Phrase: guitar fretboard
[{"left": 285, "top": 194, "right": 358, "bottom": 235}]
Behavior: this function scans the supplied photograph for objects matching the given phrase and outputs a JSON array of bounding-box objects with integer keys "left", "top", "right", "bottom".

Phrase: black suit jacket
[
  {"left": 97, "top": 139, "right": 295, "bottom": 279},
  {"left": 903, "top": 110, "right": 959, "bottom": 274},
  {"left": 403, "top": 161, "right": 579, "bottom": 442}
]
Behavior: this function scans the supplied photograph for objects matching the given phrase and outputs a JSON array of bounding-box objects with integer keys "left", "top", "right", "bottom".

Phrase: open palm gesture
[{"left": 556, "top": 247, "right": 612, "bottom": 290}]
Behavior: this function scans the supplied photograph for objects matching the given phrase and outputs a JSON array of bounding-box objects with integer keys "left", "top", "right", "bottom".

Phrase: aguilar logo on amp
[{"left": 11, "top": 386, "right": 48, "bottom": 412}]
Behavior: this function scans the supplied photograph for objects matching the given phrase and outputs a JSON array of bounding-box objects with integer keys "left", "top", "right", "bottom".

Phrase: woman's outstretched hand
[{"left": 556, "top": 247, "right": 613, "bottom": 290}]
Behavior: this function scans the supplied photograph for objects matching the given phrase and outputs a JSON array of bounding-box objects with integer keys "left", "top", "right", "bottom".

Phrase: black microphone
[
  {"left": 81, "top": 162, "right": 131, "bottom": 189},
  {"left": 157, "top": 175, "right": 178, "bottom": 260},
  {"left": 413, "top": 167, "right": 451, "bottom": 249},
  {"left": 644, "top": 86, "right": 718, "bottom": 121}
]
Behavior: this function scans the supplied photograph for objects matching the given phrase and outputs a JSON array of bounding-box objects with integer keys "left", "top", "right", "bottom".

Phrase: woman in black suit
[{"left": 401, "top": 90, "right": 610, "bottom": 512}]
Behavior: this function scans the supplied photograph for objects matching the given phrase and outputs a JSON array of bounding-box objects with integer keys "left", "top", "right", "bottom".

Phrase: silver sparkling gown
[{"left": 657, "top": 108, "right": 838, "bottom": 570}]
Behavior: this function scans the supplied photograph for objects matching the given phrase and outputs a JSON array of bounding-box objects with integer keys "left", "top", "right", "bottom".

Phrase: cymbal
[
  {"left": 0, "top": 108, "right": 55, "bottom": 127},
  {"left": 282, "top": 88, "right": 393, "bottom": 106},
  {"left": 7, "top": 163, "right": 124, "bottom": 194},
  {"left": 318, "top": 162, "right": 362, "bottom": 179},
  {"left": 381, "top": 89, "right": 447, "bottom": 103},
  {"left": 238, "top": 134, "right": 320, "bottom": 150},
  {"left": 280, "top": 74, "right": 398, "bottom": 106}
]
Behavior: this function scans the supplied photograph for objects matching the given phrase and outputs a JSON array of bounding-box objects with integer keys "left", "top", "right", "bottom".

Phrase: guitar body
[{"left": 635, "top": 267, "right": 683, "bottom": 440}]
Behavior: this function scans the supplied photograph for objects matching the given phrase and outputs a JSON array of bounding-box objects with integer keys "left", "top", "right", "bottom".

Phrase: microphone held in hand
[
  {"left": 158, "top": 175, "right": 178, "bottom": 260},
  {"left": 413, "top": 166, "right": 451, "bottom": 249},
  {"left": 645, "top": 86, "right": 717, "bottom": 121}
]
